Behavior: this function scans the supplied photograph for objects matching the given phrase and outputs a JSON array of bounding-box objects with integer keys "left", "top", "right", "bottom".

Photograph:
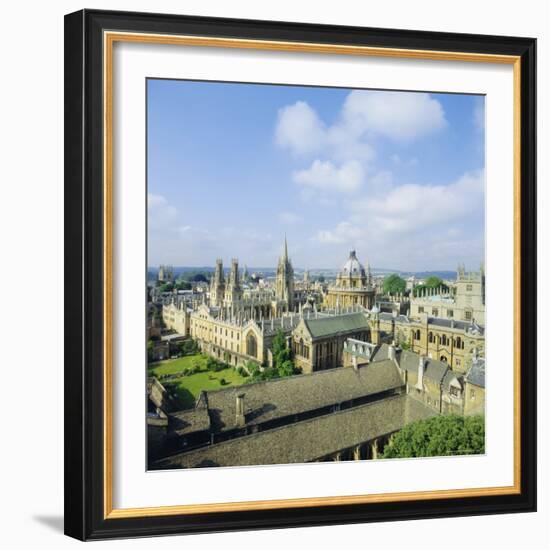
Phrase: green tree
[
  {"left": 278, "top": 360, "right": 295, "bottom": 377},
  {"left": 413, "top": 276, "right": 449, "bottom": 296},
  {"left": 382, "top": 415, "right": 485, "bottom": 458},
  {"left": 147, "top": 339, "right": 154, "bottom": 362},
  {"left": 383, "top": 274, "right": 406, "bottom": 295},
  {"left": 174, "top": 280, "right": 192, "bottom": 291},
  {"left": 158, "top": 282, "right": 174, "bottom": 293},
  {"left": 424, "top": 276, "right": 445, "bottom": 288},
  {"left": 272, "top": 329, "right": 291, "bottom": 367}
]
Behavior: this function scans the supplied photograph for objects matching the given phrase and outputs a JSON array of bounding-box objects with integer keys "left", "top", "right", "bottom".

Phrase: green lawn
[{"left": 148, "top": 354, "right": 248, "bottom": 409}]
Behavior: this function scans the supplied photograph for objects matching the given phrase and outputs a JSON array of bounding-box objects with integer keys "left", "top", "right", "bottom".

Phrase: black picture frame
[{"left": 64, "top": 8, "right": 537, "bottom": 541}]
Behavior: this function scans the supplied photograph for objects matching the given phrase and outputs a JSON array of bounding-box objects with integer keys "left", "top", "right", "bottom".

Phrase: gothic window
[
  {"left": 441, "top": 335, "right": 448, "bottom": 346},
  {"left": 448, "top": 309, "right": 454, "bottom": 318},
  {"left": 450, "top": 386, "right": 460, "bottom": 397},
  {"left": 418, "top": 306, "right": 424, "bottom": 313},
  {"left": 414, "top": 329, "right": 421, "bottom": 340},
  {"left": 440, "top": 355, "right": 447, "bottom": 362},
  {"left": 455, "top": 337, "right": 462, "bottom": 349},
  {"left": 246, "top": 333, "right": 258, "bottom": 358},
  {"left": 428, "top": 332, "right": 434, "bottom": 343},
  {"left": 432, "top": 308, "right": 439, "bottom": 316}
]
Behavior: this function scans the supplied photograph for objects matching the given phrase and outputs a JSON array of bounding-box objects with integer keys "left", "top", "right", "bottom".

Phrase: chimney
[
  {"left": 416, "top": 356, "right": 425, "bottom": 390},
  {"left": 352, "top": 355, "right": 359, "bottom": 371},
  {"left": 388, "top": 343, "right": 396, "bottom": 361},
  {"left": 236, "top": 393, "right": 246, "bottom": 427}
]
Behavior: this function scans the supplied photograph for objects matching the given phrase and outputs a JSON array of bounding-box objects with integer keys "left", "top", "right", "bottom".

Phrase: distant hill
[{"left": 148, "top": 266, "right": 457, "bottom": 281}]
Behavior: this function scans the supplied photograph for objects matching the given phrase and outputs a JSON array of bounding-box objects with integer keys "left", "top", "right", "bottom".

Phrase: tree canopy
[
  {"left": 413, "top": 276, "right": 449, "bottom": 296},
  {"left": 246, "top": 329, "right": 299, "bottom": 383},
  {"left": 382, "top": 414, "right": 485, "bottom": 458},
  {"left": 383, "top": 274, "right": 406, "bottom": 295}
]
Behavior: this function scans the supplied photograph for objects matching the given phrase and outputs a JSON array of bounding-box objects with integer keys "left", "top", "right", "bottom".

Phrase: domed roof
[{"left": 341, "top": 250, "right": 366, "bottom": 277}]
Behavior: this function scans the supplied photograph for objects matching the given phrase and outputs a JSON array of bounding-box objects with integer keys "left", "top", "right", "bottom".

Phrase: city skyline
[{"left": 148, "top": 79, "right": 485, "bottom": 270}]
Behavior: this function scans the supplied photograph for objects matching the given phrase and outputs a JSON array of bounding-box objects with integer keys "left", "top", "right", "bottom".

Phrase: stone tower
[
  {"left": 276, "top": 236, "right": 294, "bottom": 311},
  {"left": 224, "top": 258, "right": 242, "bottom": 305},
  {"left": 210, "top": 258, "right": 225, "bottom": 307}
]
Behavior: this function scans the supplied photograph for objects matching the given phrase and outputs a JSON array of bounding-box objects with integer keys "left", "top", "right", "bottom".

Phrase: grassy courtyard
[{"left": 148, "top": 354, "right": 248, "bottom": 409}]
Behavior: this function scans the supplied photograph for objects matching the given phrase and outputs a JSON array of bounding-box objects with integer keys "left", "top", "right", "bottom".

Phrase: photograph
[{"left": 145, "top": 79, "right": 487, "bottom": 470}]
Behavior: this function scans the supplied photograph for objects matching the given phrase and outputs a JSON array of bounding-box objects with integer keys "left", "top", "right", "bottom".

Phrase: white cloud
[
  {"left": 312, "top": 171, "right": 485, "bottom": 268},
  {"left": 147, "top": 193, "right": 177, "bottom": 229},
  {"left": 275, "top": 101, "right": 326, "bottom": 155},
  {"left": 293, "top": 159, "right": 364, "bottom": 193},
  {"left": 315, "top": 221, "right": 363, "bottom": 245},
  {"left": 351, "top": 171, "right": 484, "bottom": 234},
  {"left": 279, "top": 211, "right": 302, "bottom": 225},
  {"left": 341, "top": 90, "right": 447, "bottom": 141}
]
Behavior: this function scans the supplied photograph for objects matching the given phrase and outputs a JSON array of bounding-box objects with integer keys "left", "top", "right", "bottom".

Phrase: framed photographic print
[{"left": 64, "top": 9, "right": 537, "bottom": 540}]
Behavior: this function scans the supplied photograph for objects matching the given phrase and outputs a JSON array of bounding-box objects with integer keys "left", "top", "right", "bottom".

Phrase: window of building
[
  {"left": 448, "top": 309, "right": 454, "bottom": 318},
  {"left": 466, "top": 284, "right": 473, "bottom": 291},
  {"left": 456, "top": 358, "right": 461, "bottom": 366},
  {"left": 450, "top": 386, "right": 460, "bottom": 397},
  {"left": 465, "top": 311, "right": 472, "bottom": 321},
  {"left": 470, "top": 389, "right": 476, "bottom": 400},
  {"left": 432, "top": 308, "right": 439, "bottom": 316},
  {"left": 418, "top": 306, "right": 424, "bottom": 313}
]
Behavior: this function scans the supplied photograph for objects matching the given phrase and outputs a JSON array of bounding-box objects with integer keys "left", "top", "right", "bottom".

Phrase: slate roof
[
  {"left": 205, "top": 359, "right": 404, "bottom": 433},
  {"left": 442, "top": 369, "right": 463, "bottom": 392},
  {"left": 304, "top": 312, "right": 369, "bottom": 338},
  {"left": 465, "top": 358, "right": 486, "bottom": 388},
  {"left": 169, "top": 407, "right": 211, "bottom": 436},
  {"left": 153, "top": 395, "right": 435, "bottom": 469},
  {"left": 427, "top": 317, "right": 485, "bottom": 334},
  {"left": 397, "top": 350, "right": 449, "bottom": 383}
]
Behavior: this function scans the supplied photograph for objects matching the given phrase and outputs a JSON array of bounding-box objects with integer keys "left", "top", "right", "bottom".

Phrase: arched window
[
  {"left": 455, "top": 336, "right": 462, "bottom": 349},
  {"left": 441, "top": 335, "right": 448, "bottom": 346},
  {"left": 428, "top": 332, "right": 434, "bottom": 343},
  {"left": 246, "top": 332, "right": 258, "bottom": 358},
  {"left": 440, "top": 355, "right": 447, "bottom": 363},
  {"left": 299, "top": 338, "right": 305, "bottom": 357}
]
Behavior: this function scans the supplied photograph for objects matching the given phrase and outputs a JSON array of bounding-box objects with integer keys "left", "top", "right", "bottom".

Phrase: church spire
[{"left": 284, "top": 233, "right": 288, "bottom": 261}]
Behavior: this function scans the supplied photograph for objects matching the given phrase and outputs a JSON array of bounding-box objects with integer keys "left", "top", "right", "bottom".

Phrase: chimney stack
[
  {"left": 416, "top": 356, "right": 425, "bottom": 390},
  {"left": 236, "top": 393, "right": 246, "bottom": 427},
  {"left": 388, "top": 343, "right": 396, "bottom": 361}
]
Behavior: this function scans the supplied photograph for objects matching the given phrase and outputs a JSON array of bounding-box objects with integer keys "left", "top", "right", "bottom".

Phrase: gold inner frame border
[{"left": 102, "top": 30, "right": 522, "bottom": 520}]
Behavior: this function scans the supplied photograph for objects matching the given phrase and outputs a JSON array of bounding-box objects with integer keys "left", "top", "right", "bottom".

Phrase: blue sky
[{"left": 147, "top": 79, "right": 485, "bottom": 271}]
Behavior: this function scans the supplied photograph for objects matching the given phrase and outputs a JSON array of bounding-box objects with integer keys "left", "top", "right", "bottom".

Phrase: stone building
[
  {"left": 275, "top": 236, "right": 295, "bottom": 311},
  {"left": 149, "top": 352, "right": 434, "bottom": 467},
  {"left": 324, "top": 250, "right": 375, "bottom": 310},
  {"left": 162, "top": 300, "right": 191, "bottom": 336},
  {"left": 409, "top": 264, "right": 485, "bottom": 325},
  {"left": 291, "top": 310, "right": 371, "bottom": 373},
  {"left": 343, "top": 343, "right": 475, "bottom": 416},
  {"left": 189, "top": 303, "right": 302, "bottom": 367},
  {"left": 149, "top": 341, "right": 485, "bottom": 468},
  {"left": 371, "top": 310, "right": 485, "bottom": 374},
  {"left": 207, "top": 238, "right": 300, "bottom": 320},
  {"left": 157, "top": 264, "right": 174, "bottom": 283},
  {"left": 464, "top": 357, "right": 486, "bottom": 416}
]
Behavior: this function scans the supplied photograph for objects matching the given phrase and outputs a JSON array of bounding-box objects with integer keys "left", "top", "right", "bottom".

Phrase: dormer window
[{"left": 450, "top": 385, "right": 461, "bottom": 397}]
